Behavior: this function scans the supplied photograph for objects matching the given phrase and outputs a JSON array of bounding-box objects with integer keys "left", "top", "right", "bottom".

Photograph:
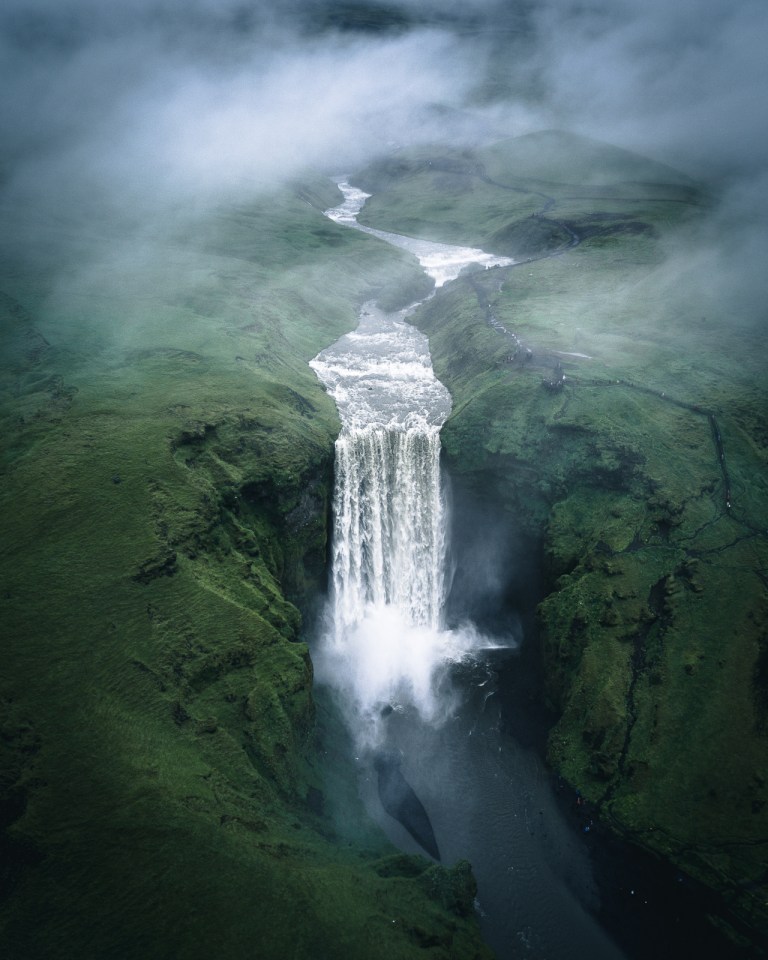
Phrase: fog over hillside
[{"left": 1, "top": 0, "right": 765, "bottom": 321}]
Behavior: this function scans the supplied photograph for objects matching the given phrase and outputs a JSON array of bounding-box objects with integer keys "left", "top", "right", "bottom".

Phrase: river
[{"left": 310, "top": 182, "right": 628, "bottom": 960}]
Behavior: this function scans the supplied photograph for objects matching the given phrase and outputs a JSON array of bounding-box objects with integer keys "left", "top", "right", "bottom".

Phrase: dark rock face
[{"left": 374, "top": 752, "right": 441, "bottom": 861}]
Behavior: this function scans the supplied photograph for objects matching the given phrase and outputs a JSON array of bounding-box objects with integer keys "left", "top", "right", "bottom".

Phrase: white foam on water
[
  {"left": 326, "top": 180, "right": 514, "bottom": 287},
  {"left": 310, "top": 302, "right": 451, "bottom": 431}
]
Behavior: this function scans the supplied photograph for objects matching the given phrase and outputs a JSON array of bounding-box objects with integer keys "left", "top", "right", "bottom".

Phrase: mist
[
  {"left": 0, "top": 2, "right": 475, "bottom": 236},
  {"left": 520, "top": 0, "right": 768, "bottom": 324},
  {"left": 3, "top": 1, "right": 765, "bottom": 286}
]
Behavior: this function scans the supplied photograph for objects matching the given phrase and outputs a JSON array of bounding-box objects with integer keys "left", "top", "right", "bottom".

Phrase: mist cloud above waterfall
[
  {"left": 512, "top": 0, "right": 768, "bottom": 318},
  {"left": 0, "top": 1, "right": 478, "bottom": 234},
  {"left": 3, "top": 1, "right": 766, "bottom": 226},
  {"left": 521, "top": 0, "right": 768, "bottom": 180},
  {"left": 1, "top": 0, "right": 765, "bottom": 326}
]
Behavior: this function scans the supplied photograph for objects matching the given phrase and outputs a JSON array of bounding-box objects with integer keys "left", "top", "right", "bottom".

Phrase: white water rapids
[
  {"left": 310, "top": 183, "right": 513, "bottom": 746},
  {"left": 326, "top": 181, "right": 513, "bottom": 288}
]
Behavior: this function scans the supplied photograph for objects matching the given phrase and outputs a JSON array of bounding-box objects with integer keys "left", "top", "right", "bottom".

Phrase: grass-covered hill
[
  {"left": 356, "top": 130, "right": 768, "bottom": 948},
  {"left": 3, "top": 126, "right": 767, "bottom": 957},
  {"left": 0, "top": 178, "right": 491, "bottom": 959}
]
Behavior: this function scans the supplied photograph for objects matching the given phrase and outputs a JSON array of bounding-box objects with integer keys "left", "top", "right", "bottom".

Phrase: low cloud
[
  {"left": 526, "top": 0, "right": 767, "bottom": 178},
  {"left": 0, "top": 3, "right": 477, "bottom": 232},
  {"left": 530, "top": 0, "right": 768, "bottom": 320},
  {"left": 1, "top": 0, "right": 765, "bottom": 318}
]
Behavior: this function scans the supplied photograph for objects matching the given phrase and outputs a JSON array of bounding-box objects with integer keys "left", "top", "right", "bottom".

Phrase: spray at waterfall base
[{"left": 311, "top": 417, "right": 518, "bottom": 751}]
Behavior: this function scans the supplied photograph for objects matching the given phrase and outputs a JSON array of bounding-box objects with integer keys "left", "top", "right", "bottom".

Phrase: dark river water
[{"left": 357, "top": 654, "right": 628, "bottom": 960}]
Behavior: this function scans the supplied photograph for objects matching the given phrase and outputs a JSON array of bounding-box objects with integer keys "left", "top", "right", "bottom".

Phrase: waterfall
[
  {"left": 309, "top": 185, "right": 509, "bottom": 745},
  {"left": 307, "top": 185, "right": 632, "bottom": 960},
  {"left": 310, "top": 302, "right": 462, "bottom": 741},
  {"left": 332, "top": 424, "right": 447, "bottom": 631}
]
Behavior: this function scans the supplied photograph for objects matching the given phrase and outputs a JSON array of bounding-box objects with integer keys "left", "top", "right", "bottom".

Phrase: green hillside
[
  {"left": 356, "top": 131, "right": 767, "bottom": 947},
  {"left": 2, "top": 126, "right": 766, "bottom": 956},
  {"left": 0, "top": 179, "right": 489, "bottom": 959}
]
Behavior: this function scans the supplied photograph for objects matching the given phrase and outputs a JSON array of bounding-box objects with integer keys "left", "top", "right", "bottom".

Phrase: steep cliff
[
  {"left": 0, "top": 180, "right": 491, "bottom": 959},
  {"left": 359, "top": 132, "right": 768, "bottom": 947}
]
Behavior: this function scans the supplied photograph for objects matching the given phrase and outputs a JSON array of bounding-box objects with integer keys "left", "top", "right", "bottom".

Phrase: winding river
[{"left": 310, "top": 183, "right": 627, "bottom": 960}]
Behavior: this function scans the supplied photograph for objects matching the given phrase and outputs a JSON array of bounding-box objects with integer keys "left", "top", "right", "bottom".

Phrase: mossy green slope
[
  {"left": 0, "top": 180, "right": 490, "bottom": 958},
  {"left": 357, "top": 132, "right": 768, "bottom": 944}
]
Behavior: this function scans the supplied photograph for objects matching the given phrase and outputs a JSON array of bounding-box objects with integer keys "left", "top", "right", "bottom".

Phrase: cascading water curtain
[{"left": 331, "top": 423, "right": 448, "bottom": 634}]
